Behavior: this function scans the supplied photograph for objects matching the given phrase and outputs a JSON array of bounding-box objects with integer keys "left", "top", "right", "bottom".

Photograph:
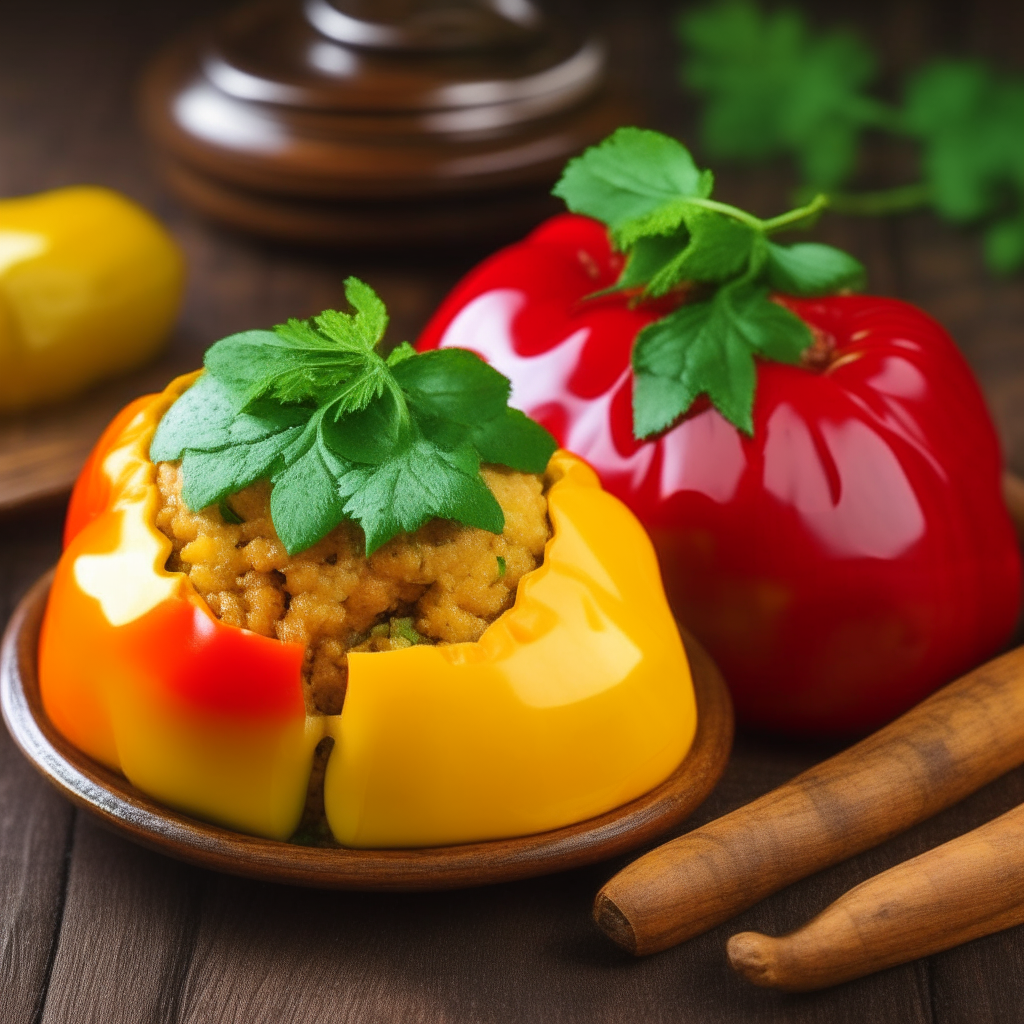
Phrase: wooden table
[{"left": 3, "top": 1, "right": 1024, "bottom": 1020}]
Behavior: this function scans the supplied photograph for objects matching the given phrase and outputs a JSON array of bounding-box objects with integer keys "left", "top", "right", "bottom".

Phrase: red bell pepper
[{"left": 418, "top": 212, "right": 1022, "bottom": 735}]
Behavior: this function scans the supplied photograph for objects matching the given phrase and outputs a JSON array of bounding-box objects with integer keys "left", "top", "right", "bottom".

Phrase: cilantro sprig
[
  {"left": 150, "top": 278, "right": 556, "bottom": 556},
  {"left": 679, "top": 0, "right": 1024, "bottom": 275},
  {"left": 554, "top": 127, "right": 865, "bottom": 437}
]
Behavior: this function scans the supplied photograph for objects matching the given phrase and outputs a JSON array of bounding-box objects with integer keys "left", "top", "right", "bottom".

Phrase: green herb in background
[{"left": 679, "top": 0, "right": 1024, "bottom": 273}]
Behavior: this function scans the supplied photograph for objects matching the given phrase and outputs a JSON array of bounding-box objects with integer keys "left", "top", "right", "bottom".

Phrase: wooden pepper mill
[{"left": 140, "top": 0, "right": 628, "bottom": 246}]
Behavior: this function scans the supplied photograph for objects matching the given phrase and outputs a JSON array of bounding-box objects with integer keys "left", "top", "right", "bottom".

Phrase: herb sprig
[
  {"left": 553, "top": 127, "right": 865, "bottom": 437},
  {"left": 680, "top": 0, "right": 1024, "bottom": 274},
  {"left": 151, "top": 278, "right": 556, "bottom": 556}
]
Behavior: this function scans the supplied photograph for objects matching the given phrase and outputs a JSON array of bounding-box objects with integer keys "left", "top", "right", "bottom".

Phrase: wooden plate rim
[{"left": 1, "top": 569, "right": 734, "bottom": 890}]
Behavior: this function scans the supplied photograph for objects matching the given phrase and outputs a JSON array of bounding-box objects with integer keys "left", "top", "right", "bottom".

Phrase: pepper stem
[
  {"left": 681, "top": 193, "right": 831, "bottom": 237},
  {"left": 800, "top": 182, "right": 933, "bottom": 217},
  {"left": 761, "top": 194, "right": 831, "bottom": 235}
]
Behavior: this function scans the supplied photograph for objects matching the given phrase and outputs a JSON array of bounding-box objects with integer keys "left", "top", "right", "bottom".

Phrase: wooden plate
[{"left": 0, "top": 570, "right": 734, "bottom": 891}]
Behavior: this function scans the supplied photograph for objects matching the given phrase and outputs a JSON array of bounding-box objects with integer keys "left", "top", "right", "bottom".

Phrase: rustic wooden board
[
  {"left": 0, "top": 714, "right": 73, "bottom": 1024},
  {"left": 0, "top": 505, "right": 73, "bottom": 1024},
  {"left": 38, "top": 816, "right": 203, "bottom": 1024}
]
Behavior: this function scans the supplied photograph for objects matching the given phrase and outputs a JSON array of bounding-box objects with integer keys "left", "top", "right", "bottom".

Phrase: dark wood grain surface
[{"left": 3, "top": 1, "right": 1024, "bottom": 1021}]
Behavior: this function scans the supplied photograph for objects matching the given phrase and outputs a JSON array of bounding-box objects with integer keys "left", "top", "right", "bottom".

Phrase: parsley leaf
[
  {"left": 149, "top": 372, "right": 310, "bottom": 461},
  {"left": 632, "top": 297, "right": 756, "bottom": 439},
  {"left": 553, "top": 127, "right": 713, "bottom": 238},
  {"left": 632, "top": 284, "right": 809, "bottom": 437},
  {"left": 180, "top": 426, "right": 305, "bottom": 512},
  {"left": 388, "top": 349, "right": 555, "bottom": 470},
  {"left": 680, "top": 0, "right": 883, "bottom": 189},
  {"left": 269, "top": 416, "right": 353, "bottom": 555},
  {"left": 904, "top": 61, "right": 1024, "bottom": 228},
  {"left": 323, "top": 390, "right": 403, "bottom": 465},
  {"left": 553, "top": 128, "right": 861, "bottom": 436},
  {"left": 392, "top": 348, "right": 509, "bottom": 429},
  {"left": 617, "top": 233, "right": 689, "bottom": 291},
  {"left": 471, "top": 408, "right": 560, "bottom": 472},
  {"left": 643, "top": 205, "right": 758, "bottom": 295},
  {"left": 678, "top": 1, "right": 1024, "bottom": 275},
  {"left": 764, "top": 242, "right": 866, "bottom": 295},
  {"left": 985, "top": 215, "right": 1024, "bottom": 275},
  {"left": 149, "top": 373, "right": 312, "bottom": 515},
  {"left": 218, "top": 499, "right": 243, "bottom": 524},
  {"left": 151, "top": 281, "right": 557, "bottom": 556},
  {"left": 336, "top": 432, "right": 504, "bottom": 555},
  {"left": 205, "top": 276, "right": 392, "bottom": 412}
]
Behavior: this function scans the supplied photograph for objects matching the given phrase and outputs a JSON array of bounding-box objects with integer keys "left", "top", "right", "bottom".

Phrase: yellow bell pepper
[
  {"left": 0, "top": 186, "right": 184, "bottom": 412},
  {"left": 39, "top": 373, "right": 697, "bottom": 846}
]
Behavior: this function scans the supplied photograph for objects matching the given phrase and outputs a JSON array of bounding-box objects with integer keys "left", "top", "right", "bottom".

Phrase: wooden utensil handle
[
  {"left": 727, "top": 801, "right": 1024, "bottom": 991},
  {"left": 594, "top": 644, "right": 1024, "bottom": 955}
]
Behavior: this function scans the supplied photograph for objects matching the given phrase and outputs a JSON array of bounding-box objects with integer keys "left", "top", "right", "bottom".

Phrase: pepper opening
[{"left": 152, "top": 461, "right": 553, "bottom": 716}]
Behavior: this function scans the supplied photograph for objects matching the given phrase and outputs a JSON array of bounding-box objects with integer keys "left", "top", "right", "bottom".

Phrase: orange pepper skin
[
  {"left": 39, "top": 374, "right": 697, "bottom": 846},
  {"left": 62, "top": 394, "right": 152, "bottom": 548}
]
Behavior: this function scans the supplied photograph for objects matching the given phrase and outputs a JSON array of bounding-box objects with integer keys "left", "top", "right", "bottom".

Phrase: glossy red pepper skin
[{"left": 419, "top": 213, "right": 1023, "bottom": 735}]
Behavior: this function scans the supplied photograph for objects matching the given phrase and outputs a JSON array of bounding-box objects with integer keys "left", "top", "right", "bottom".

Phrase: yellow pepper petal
[{"left": 323, "top": 451, "right": 697, "bottom": 848}]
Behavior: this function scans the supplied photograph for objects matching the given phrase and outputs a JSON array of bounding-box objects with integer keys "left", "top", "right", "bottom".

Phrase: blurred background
[{"left": 1, "top": 1, "right": 1022, "bottom": 467}]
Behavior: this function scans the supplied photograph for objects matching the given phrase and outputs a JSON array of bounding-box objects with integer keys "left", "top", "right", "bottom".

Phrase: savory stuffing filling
[{"left": 154, "top": 462, "right": 551, "bottom": 715}]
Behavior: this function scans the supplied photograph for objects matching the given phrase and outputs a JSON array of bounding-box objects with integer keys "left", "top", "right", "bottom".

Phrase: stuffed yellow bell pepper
[
  {"left": 38, "top": 280, "right": 696, "bottom": 847},
  {"left": 0, "top": 186, "right": 184, "bottom": 412}
]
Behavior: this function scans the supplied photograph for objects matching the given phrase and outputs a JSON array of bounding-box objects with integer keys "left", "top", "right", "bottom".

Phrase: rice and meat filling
[{"left": 154, "top": 462, "right": 551, "bottom": 715}]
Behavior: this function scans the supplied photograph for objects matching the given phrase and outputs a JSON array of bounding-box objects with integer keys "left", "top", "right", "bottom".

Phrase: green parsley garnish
[
  {"left": 679, "top": 0, "right": 1024, "bottom": 275},
  {"left": 496, "top": 555, "right": 507, "bottom": 578},
  {"left": 389, "top": 617, "right": 425, "bottom": 645},
  {"left": 366, "top": 617, "right": 426, "bottom": 646},
  {"left": 679, "top": 0, "right": 889, "bottom": 190},
  {"left": 553, "top": 127, "right": 865, "bottom": 438},
  {"left": 150, "top": 278, "right": 557, "bottom": 556},
  {"left": 217, "top": 498, "right": 243, "bottom": 524}
]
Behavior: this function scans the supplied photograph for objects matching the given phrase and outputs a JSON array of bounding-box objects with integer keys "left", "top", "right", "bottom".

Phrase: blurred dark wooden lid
[{"left": 139, "top": 0, "right": 629, "bottom": 245}]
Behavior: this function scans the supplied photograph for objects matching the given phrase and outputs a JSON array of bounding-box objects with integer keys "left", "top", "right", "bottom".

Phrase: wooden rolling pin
[
  {"left": 594, "top": 644, "right": 1024, "bottom": 955},
  {"left": 728, "top": 800, "right": 1024, "bottom": 990}
]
